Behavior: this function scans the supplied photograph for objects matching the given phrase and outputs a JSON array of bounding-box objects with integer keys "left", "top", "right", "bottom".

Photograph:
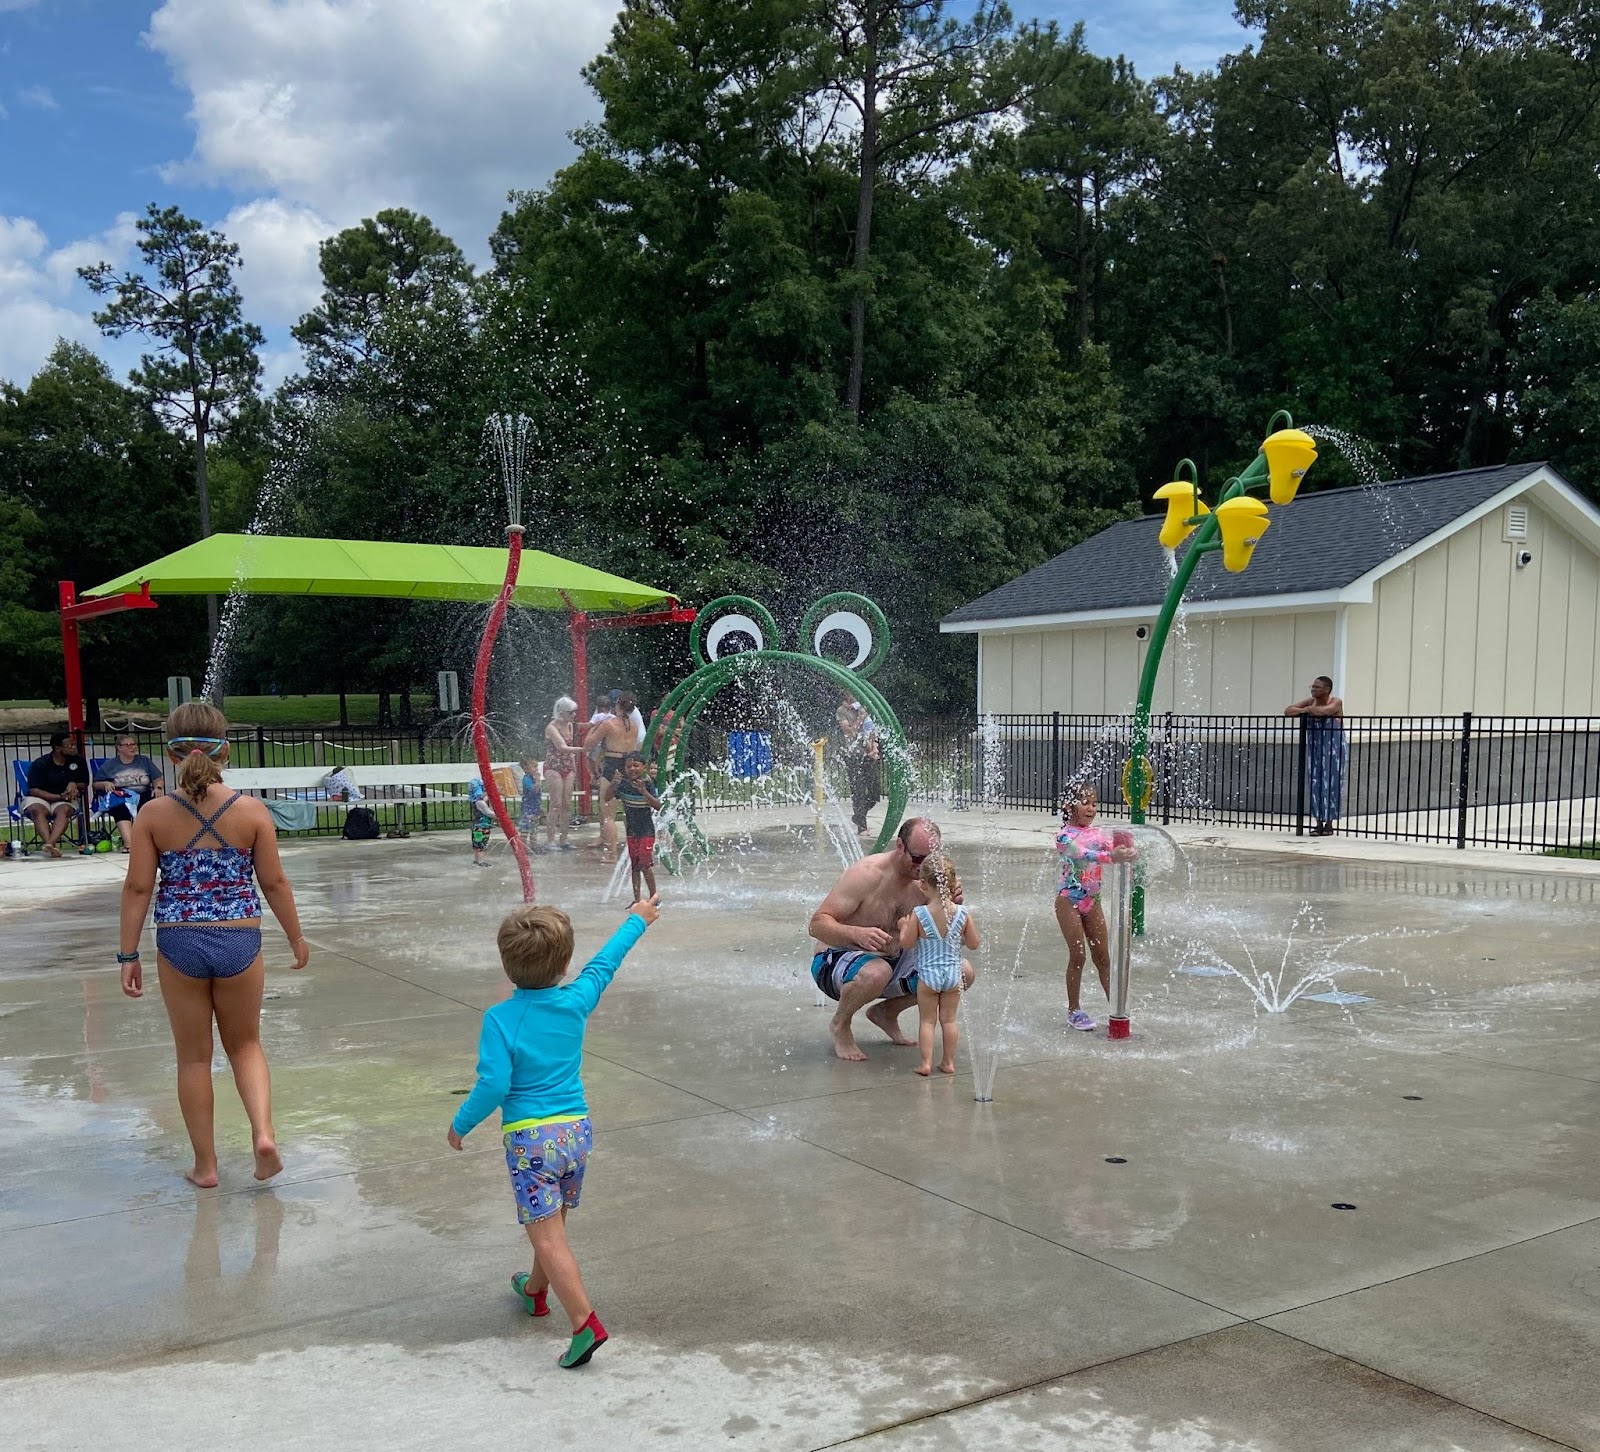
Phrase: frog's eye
[
  {"left": 800, "top": 593, "right": 889, "bottom": 677},
  {"left": 691, "top": 596, "right": 780, "bottom": 667}
]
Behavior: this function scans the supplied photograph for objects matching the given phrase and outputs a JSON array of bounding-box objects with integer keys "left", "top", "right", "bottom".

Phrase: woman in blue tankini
[{"left": 1286, "top": 676, "right": 1346, "bottom": 835}]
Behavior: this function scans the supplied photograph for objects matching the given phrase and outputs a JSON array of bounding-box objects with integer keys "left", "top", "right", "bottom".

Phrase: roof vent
[{"left": 1503, "top": 505, "right": 1530, "bottom": 542}]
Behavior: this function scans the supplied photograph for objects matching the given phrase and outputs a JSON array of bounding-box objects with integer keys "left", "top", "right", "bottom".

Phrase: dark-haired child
[{"left": 615, "top": 753, "right": 661, "bottom": 900}]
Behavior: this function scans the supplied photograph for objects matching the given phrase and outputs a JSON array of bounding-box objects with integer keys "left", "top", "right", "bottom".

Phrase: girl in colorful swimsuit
[
  {"left": 117, "top": 702, "right": 310, "bottom": 1187},
  {"left": 1054, "top": 783, "right": 1136, "bottom": 1032}
]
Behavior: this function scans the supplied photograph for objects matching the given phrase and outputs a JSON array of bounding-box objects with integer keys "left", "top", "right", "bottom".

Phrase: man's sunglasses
[{"left": 901, "top": 841, "right": 930, "bottom": 866}]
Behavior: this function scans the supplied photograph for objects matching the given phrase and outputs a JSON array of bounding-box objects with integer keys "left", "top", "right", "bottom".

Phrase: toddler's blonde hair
[
  {"left": 498, "top": 905, "right": 574, "bottom": 989},
  {"left": 919, "top": 853, "right": 961, "bottom": 903}
]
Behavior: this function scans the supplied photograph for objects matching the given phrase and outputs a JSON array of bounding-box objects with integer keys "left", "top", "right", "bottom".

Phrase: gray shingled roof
[{"left": 943, "top": 462, "right": 1544, "bottom": 626}]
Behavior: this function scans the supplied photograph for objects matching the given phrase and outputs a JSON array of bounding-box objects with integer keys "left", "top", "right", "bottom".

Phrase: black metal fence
[
  {"left": 928, "top": 712, "right": 1600, "bottom": 854},
  {"left": 7, "top": 713, "right": 1598, "bottom": 852}
]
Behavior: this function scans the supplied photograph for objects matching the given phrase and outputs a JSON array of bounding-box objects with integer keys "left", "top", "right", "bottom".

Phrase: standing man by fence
[{"left": 1286, "top": 676, "right": 1345, "bottom": 835}]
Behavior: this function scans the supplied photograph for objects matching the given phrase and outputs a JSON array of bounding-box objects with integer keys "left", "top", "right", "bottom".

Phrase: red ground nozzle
[{"left": 1108, "top": 1016, "right": 1131, "bottom": 1040}]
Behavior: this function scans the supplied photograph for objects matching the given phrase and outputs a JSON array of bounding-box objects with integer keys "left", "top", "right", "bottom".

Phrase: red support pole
[
  {"left": 471, "top": 530, "right": 536, "bottom": 903},
  {"left": 59, "top": 582, "right": 86, "bottom": 733},
  {"left": 568, "top": 607, "right": 592, "bottom": 819}
]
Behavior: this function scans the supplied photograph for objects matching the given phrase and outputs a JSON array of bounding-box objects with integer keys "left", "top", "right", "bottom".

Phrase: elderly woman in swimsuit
[
  {"left": 117, "top": 701, "right": 310, "bottom": 1188},
  {"left": 543, "top": 696, "right": 582, "bottom": 851}
]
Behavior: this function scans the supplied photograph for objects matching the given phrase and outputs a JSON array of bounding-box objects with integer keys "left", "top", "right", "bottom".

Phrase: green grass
[
  {"left": 1544, "top": 841, "right": 1600, "bottom": 859},
  {"left": 2, "top": 693, "right": 420, "bottom": 728}
]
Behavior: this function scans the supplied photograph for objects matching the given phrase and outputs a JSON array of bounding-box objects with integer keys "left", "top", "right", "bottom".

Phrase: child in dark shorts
[
  {"left": 449, "top": 894, "right": 660, "bottom": 1368},
  {"left": 616, "top": 752, "right": 661, "bottom": 899}
]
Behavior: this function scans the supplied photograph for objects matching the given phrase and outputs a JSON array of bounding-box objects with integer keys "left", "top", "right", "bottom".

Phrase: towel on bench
[{"left": 265, "top": 799, "right": 319, "bottom": 832}]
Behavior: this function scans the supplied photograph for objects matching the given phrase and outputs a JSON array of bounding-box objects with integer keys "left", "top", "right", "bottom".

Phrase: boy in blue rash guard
[{"left": 448, "top": 894, "right": 660, "bottom": 1369}]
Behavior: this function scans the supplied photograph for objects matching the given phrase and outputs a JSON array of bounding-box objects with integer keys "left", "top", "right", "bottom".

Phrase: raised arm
[
  {"left": 1284, "top": 697, "right": 1313, "bottom": 717},
  {"left": 251, "top": 804, "right": 309, "bottom": 970},
  {"left": 961, "top": 910, "right": 981, "bottom": 951},
  {"left": 569, "top": 899, "right": 658, "bottom": 1015}
]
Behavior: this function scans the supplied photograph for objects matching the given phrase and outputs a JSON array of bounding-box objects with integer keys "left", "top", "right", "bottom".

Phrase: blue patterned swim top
[{"left": 154, "top": 791, "right": 262, "bottom": 925}]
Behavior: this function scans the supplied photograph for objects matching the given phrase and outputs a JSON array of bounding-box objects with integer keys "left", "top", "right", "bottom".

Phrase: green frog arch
[{"left": 647, "top": 593, "right": 910, "bottom": 865}]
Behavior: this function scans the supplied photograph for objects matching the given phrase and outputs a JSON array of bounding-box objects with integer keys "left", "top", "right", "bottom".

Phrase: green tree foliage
[
  {"left": 8, "top": 0, "right": 1599, "bottom": 718},
  {"left": 0, "top": 343, "right": 206, "bottom": 698},
  {"left": 80, "top": 204, "right": 266, "bottom": 643}
]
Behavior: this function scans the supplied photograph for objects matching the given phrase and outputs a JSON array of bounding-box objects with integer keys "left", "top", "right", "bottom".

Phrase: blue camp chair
[{"left": 9, "top": 758, "right": 88, "bottom": 853}]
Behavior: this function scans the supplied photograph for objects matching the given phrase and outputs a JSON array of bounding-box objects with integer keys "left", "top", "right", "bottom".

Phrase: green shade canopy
[{"left": 85, "top": 533, "right": 677, "bottom": 614}]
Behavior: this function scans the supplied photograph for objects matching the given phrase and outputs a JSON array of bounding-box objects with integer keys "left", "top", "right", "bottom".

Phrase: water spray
[{"left": 473, "top": 414, "right": 537, "bottom": 904}]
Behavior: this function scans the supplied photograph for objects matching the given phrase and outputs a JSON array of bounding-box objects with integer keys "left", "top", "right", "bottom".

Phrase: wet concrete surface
[{"left": 2, "top": 819, "right": 1597, "bottom": 1450}]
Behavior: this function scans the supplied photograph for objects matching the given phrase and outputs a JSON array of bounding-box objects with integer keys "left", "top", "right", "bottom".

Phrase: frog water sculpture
[{"left": 646, "top": 593, "right": 911, "bottom": 868}]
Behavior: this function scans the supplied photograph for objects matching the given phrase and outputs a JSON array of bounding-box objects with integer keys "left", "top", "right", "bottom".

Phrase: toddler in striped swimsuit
[{"left": 898, "top": 853, "right": 980, "bottom": 1076}]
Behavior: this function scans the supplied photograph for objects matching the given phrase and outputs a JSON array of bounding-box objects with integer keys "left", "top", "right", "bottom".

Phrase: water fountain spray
[{"left": 473, "top": 413, "right": 536, "bottom": 903}]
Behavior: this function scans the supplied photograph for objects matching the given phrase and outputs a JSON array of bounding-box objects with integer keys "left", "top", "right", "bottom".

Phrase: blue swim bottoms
[
  {"left": 810, "top": 947, "right": 917, "bottom": 1002},
  {"left": 504, "top": 1117, "right": 592, "bottom": 1224},
  {"left": 156, "top": 925, "right": 263, "bottom": 980}
]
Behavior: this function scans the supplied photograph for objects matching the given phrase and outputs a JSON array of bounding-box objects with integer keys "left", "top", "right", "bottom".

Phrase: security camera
[
  {"left": 1135, "top": 624, "right": 1151, "bottom": 640},
  {"left": 1516, "top": 549, "right": 1534, "bottom": 568}
]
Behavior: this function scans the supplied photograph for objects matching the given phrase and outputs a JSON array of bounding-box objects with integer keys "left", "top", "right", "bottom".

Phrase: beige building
[{"left": 941, "top": 463, "right": 1600, "bottom": 717}]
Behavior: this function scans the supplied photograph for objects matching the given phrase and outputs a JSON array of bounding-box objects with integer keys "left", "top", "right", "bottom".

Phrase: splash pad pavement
[{"left": 2, "top": 821, "right": 1597, "bottom": 1451}]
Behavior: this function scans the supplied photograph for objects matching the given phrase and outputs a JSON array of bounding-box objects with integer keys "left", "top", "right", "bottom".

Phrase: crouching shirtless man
[{"left": 808, "top": 817, "right": 974, "bottom": 1061}]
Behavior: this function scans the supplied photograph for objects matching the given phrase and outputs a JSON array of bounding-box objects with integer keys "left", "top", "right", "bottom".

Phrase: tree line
[{"left": 4, "top": 0, "right": 1597, "bottom": 719}]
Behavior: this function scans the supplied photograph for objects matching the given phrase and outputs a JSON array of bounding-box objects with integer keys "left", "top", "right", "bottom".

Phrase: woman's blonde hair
[
  {"left": 166, "top": 701, "right": 230, "bottom": 801},
  {"left": 554, "top": 696, "right": 577, "bottom": 718},
  {"left": 919, "top": 853, "right": 961, "bottom": 902}
]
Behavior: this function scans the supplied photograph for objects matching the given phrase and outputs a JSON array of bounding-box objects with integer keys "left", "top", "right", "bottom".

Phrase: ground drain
[
  {"left": 1330, "top": 1202, "right": 1358, "bottom": 1210},
  {"left": 1105, "top": 1156, "right": 1128, "bottom": 1164},
  {"left": 1402, "top": 1095, "right": 1423, "bottom": 1101}
]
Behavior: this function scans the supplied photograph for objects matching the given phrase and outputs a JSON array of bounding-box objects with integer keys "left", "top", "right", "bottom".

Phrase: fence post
[
  {"left": 1295, "top": 715, "right": 1309, "bottom": 836},
  {"left": 1160, "top": 711, "right": 1173, "bottom": 826},
  {"left": 312, "top": 732, "right": 325, "bottom": 769},
  {"left": 1049, "top": 711, "right": 1061, "bottom": 810},
  {"left": 1455, "top": 711, "right": 1473, "bottom": 850}
]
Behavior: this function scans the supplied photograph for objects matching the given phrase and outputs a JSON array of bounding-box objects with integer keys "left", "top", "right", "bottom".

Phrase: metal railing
[
  {"left": 913, "top": 712, "right": 1600, "bottom": 854},
  {"left": 7, "top": 713, "right": 1598, "bottom": 852}
]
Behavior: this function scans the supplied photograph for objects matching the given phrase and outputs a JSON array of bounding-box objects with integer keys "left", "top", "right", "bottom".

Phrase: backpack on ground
[{"left": 342, "top": 806, "right": 380, "bottom": 840}]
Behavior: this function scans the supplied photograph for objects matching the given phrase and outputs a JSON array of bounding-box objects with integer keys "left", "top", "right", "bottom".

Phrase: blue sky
[{"left": 0, "top": 0, "right": 1252, "bottom": 390}]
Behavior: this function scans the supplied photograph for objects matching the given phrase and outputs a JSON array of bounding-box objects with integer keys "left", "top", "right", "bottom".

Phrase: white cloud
[
  {"left": 0, "top": 0, "right": 42, "bottom": 12},
  {"left": 0, "top": 213, "right": 139, "bottom": 388},
  {"left": 146, "top": 0, "right": 615, "bottom": 257},
  {"left": 18, "top": 84, "right": 59, "bottom": 111},
  {"left": 220, "top": 196, "right": 330, "bottom": 323}
]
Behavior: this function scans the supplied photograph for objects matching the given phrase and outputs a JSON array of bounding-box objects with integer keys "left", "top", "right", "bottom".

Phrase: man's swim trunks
[{"left": 810, "top": 946, "right": 917, "bottom": 1002}]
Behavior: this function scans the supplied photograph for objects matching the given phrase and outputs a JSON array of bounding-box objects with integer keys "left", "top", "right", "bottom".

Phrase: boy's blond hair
[
  {"left": 498, "top": 905, "right": 574, "bottom": 989},
  {"left": 919, "top": 852, "right": 961, "bottom": 902}
]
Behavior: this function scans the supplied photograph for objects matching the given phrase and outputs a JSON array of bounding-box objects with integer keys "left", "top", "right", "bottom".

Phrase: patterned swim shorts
[{"left": 503, "top": 1117, "right": 593, "bottom": 1223}]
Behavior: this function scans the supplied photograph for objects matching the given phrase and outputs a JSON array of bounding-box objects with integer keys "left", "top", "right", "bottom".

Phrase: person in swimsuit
[
  {"left": 117, "top": 701, "right": 310, "bottom": 1188},
  {"left": 1054, "top": 784, "right": 1136, "bottom": 1032},
  {"left": 543, "top": 697, "right": 581, "bottom": 851},
  {"left": 807, "top": 817, "right": 974, "bottom": 1060},
  {"left": 589, "top": 692, "right": 643, "bottom": 855},
  {"left": 615, "top": 753, "right": 661, "bottom": 900},
  {"left": 897, "top": 852, "right": 980, "bottom": 1077}
]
